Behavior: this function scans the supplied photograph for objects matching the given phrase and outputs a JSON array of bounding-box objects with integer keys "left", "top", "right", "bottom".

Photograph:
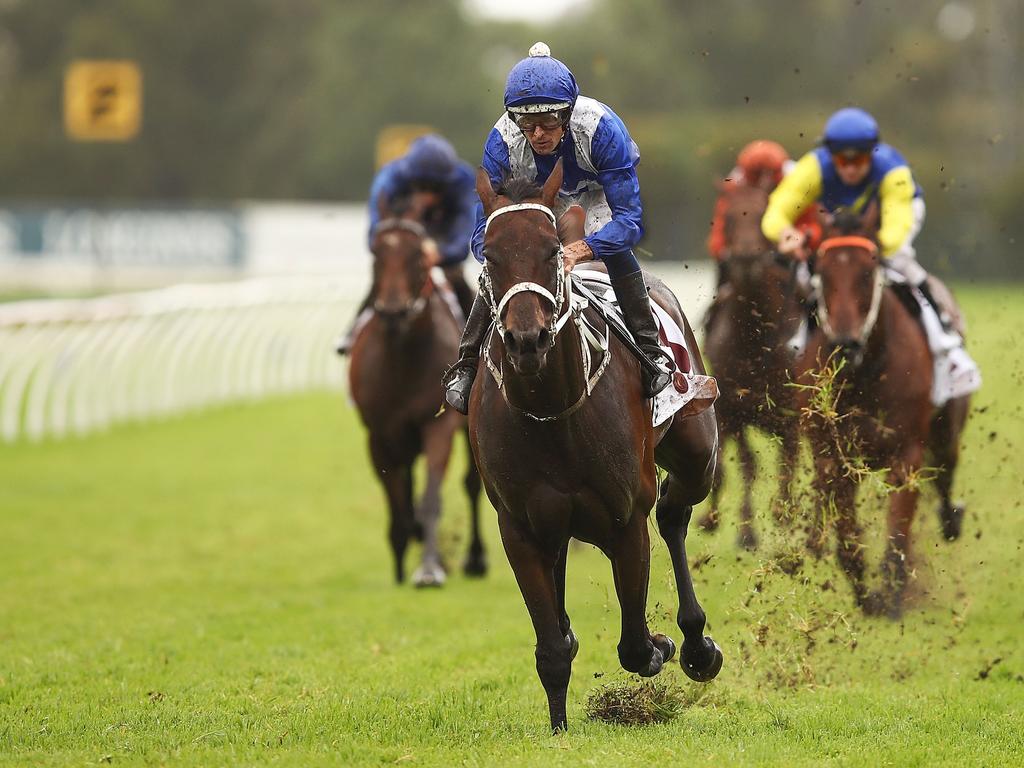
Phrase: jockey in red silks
[
  {"left": 336, "top": 134, "right": 477, "bottom": 355},
  {"left": 707, "top": 140, "right": 820, "bottom": 288},
  {"left": 762, "top": 107, "right": 980, "bottom": 404},
  {"left": 442, "top": 43, "right": 674, "bottom": 415}
]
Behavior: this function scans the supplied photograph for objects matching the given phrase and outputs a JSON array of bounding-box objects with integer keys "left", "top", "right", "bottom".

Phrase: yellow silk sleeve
[
  {"left": 761, "top": 153, "right": 822, "bottom": 242},
  {"left": 877, "top": 166, "right": 915, "bottom": 256}
]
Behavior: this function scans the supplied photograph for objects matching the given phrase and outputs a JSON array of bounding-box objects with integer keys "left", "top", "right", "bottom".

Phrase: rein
[
  {"left": 480, "top": 202, "right": 610, "bottom": 422},
  {"left": 811, "top": 237, "right": 885, "bottom": 349}
]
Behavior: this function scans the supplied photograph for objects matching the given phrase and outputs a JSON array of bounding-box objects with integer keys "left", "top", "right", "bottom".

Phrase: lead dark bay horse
[
  {"left": 702, "top": 183, "right": 804, "bottom": 548},
  {"left": 797, "top": 212, "right": 970, "bottom": 617},
  {"left": 469, "top": 162, "right": 723, "bottom": 732},
  {"left": 348, "top": 203, "right": 486, "bottom": 586}
]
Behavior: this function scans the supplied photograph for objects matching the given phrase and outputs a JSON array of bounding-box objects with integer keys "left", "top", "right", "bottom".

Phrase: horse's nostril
[
  {"left": 537, "top": 327, "right": 551, "bottom": 351},
  {"left": 503, "top": 330, "right": 519, "bottom": 354}
]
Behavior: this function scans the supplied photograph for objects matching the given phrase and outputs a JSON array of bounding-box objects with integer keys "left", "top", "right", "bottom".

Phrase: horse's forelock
[{"left": 497, "top": 176, "right": 543, "bottom": 203}]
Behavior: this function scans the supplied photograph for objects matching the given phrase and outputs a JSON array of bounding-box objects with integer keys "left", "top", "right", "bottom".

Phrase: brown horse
[
  {"left": 797, "top": 211, "right": 969, "bottom": 617},
  {"left": 702, "top": 183, "right": 804, "bottom": 548},
  {"left": 348, "top": 202, "right": 486, "bottom": 586},
  {"left": 469, "top": 162, "right": 722, "bottom": 732}
]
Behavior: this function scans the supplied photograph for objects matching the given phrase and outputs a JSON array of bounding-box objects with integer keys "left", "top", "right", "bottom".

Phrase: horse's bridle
[
  {"left": 480, "top": 203, "right": 572, "bottom": 342},
  {"left": 479, "top": 202, "right": 610, "bottom": 422},
  {"left": 372, "top": 218, "right": 433, "bottom": 317},
  {"left": 811, "top": 235, "right": 885, "bottom": 349}
]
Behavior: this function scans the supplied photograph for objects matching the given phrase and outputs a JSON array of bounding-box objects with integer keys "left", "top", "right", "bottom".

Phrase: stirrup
[
  {"left": 442, "top": 359, "right": 477, "bottom": 415},
  {"left": 640, "top": 347, "right": 675, "bottom": 398}
]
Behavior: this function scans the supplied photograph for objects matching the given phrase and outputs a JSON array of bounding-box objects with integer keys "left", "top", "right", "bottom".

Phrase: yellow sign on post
[
  {"left": 375, "top": 124, "right": 434, "bottom": 169},
  {"left": 64, "top": 60, "right": 142, "bottom": 141}
]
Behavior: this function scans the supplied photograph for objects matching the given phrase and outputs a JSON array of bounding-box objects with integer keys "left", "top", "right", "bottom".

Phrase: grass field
[{"left": 1, "top": 285, "right": 1022, "bottom": 766}]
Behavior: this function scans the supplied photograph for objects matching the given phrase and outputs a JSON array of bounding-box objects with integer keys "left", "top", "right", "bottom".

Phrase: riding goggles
[
  {"left": 511, "top": 111, "right": 566, "bottom": 133},
  {"left": 832, "top": 150, "right": 872, "bottom": 169}
]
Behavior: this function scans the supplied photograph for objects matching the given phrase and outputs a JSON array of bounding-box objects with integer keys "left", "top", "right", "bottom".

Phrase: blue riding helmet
[
  {"left": 823, "top": 107, "right": 880, "bottom": 153},
  {"left": 503, "top": 42, "right": 579, "bottom": 114},
  {"left": 396, "top": 134, "right": 460, "bottom": 183}
]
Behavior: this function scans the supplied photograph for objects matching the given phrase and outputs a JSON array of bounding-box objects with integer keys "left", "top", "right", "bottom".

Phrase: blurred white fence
[
  {"left": 0, "top": 261, "right": 712, "bottom": 444},
  {"left": 0, "top": 276, "right": 358, "bottom": 443}
]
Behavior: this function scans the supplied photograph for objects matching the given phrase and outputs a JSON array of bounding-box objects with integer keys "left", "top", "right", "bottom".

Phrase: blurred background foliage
[{"left": 0, "top": 0, "right": 1019, "bottom": 277}]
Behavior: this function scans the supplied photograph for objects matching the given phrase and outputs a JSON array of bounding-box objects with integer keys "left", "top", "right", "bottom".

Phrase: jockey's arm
[
  {"left": 367, "top": 165, "right": 401, "bottom": 249},
  {"left": 471, "top": 130, "right": 510, "bottom": 262},
  {"left": 877, "top": 165, "right": 916, "bottom": 257},
  {"left": 707, "top": 193, "right": 730, "bottom": 260},
  {"left": 584, "top": 120, "right": 643, "bottom": 259},
  {"left": 761, "top": 152, "right": 822, "bottom": 245},
  {"left": 439, "top": 164, "right": 479, "bottom": 264}
]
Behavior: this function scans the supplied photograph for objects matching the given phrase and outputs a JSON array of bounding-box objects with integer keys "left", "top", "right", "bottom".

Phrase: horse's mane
[
  {"left": 832, "top": 208, "right": 868, "bottom": 236},
  {"left": 497, "top": 176, "right": 543, "bottom": 203}
]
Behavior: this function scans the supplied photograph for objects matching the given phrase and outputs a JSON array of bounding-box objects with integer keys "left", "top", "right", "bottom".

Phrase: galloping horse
[
  {"left": 703, "top": 183, "right": 804, "bottom": 548},
  {"left": 348, "top": 198, "right": 487, "bottom": 586},
  {"left": 797, "top": 210, "right": 970, "bottom": 617},
  {"left": 470, "top": 162, "right": 722, "bottom": 732}
]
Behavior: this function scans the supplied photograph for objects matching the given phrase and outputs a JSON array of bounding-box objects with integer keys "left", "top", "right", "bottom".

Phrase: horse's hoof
[
  {"left": 412, "top": 564, "right": 446, "bottom": 588},
  {"left": 698, "top": 510, "right": 720, "bottom": 532},
  {"left": 566, "top": 628, "right": 579, "bottom": 661},
  {"left": 462, "top": 554, "right": 488, "bottom": 578},
  {"left": 681, "top": 637, "right": 723, "bottom": 683},
  {"left": 861, "top": 590, "right": 887, "bottom": 617},
  {"left": 636, "top": 646, "right": 665, "bottom": 678},
  {"left": 940, "top": 503, "right": 965, "bottom": 541},
  {"left": 651, "top": 633, "right": 676, "bottom": 664},
  {"left": 738, "top": 526, "right": 758, "bottom": 551}
]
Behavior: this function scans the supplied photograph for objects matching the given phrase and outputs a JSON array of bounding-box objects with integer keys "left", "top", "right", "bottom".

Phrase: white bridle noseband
[{"left": 481, "top": 203, "right": 571, "bottom": 341}]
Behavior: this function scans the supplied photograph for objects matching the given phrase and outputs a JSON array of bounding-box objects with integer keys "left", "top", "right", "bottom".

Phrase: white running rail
[{"left": 0, "top": 276, "right": 354, "bottom": 443}]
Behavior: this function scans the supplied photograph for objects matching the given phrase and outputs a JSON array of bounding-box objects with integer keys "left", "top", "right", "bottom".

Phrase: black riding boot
[
  {"left": 611, "top": 271, "right": 674, "bottom": 398},
  {"left": 915, "top": 280, "right": 954, "bottom": 331},
  {"left": 442, "top": 292, "right": 493, "bottom": 415},
  {"left": 335, "top": 290, "right": 374, "bottom": 356}
]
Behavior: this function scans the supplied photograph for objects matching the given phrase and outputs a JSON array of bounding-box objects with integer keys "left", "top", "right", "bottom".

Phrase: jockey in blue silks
[
  {"left": 337, "top": 134, "right": 477, "bottom": 355},
  {"left": 442, "top": 43, "right": 673, "bottom": 414}
]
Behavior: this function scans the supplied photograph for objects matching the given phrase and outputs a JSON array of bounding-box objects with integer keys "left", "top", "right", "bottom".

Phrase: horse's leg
[
  {"left": 461, "top": 429, "right": 488, "bottom": 576},
  {"left": 497, "top": 512, "right": 574, "bottom": 733},
  {"left": 370, "top": 439, "right": 414, "bottom": 584},
  {"left": 412, "top": 415, "right": 459, "bottom": 587},
  {"left": 877, "top": 444, "right": 925, "bottom": 618},
  {"left": 553, "top": 540, "right": 577, "bottom": 655},
  {"left": 736, "top": 429, "right": 758, "bottom": 550},
  {"left": 772, "top": 421, "right": 799, "bottom": 528},
  {"left": 656, "top": 474, "right": 724, "bottom": 682},
  {"left": 930, "top": 398, "right": 968, "bottom": 541},
  {"left": 609, "top": 506, "right": 667, "bottom": 677},
  {"left": 828, "top": 474, "right": 870, "bottom": 611},
  {"left": 698, "top": 431, "right": 725, "bottom": 532}
]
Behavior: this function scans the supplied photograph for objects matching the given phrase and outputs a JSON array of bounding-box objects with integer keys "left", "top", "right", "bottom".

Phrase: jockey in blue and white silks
[
  {"left": 337, "top": 134, "right": 477, "bottom": 355},
  {"left": 442, "top": 43, "right": 672, "bottom": 414}
]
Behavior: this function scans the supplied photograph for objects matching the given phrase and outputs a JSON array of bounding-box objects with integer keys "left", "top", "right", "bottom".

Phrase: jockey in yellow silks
[{"left": 762, "top": 107, "right": 980, "bottom": 405}]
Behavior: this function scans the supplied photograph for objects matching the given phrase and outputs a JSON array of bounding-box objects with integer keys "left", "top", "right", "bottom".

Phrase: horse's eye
[{"left": 549, "top": 247, "right": 560, "bottom": 261}]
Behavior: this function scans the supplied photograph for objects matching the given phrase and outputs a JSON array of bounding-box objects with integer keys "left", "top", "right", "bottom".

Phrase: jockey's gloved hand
[{"left": 777, "top": 227, "right": 807, "bottom": 258}]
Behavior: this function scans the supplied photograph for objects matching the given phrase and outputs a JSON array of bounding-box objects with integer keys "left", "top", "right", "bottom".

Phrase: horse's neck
[{"left": 501, "top": 311, "right": 587, "bottom": 417}]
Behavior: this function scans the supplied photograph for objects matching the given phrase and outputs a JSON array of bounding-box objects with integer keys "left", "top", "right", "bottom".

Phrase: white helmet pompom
[{"left": 528, "top": 41, "right": 551, "bottom": 57}]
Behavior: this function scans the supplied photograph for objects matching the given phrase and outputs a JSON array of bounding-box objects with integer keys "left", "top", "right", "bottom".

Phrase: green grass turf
[{"left": 1, "top": 285, "right": 1022, "bottom": 766}]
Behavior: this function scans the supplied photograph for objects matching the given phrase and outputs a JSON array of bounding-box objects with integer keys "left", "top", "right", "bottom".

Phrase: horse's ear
[
  {"left": 541, "top": 158, "right": 563, "bottom": 209},
  {"left": 476, "top": 167, "right": 498, "bottom": 215}
]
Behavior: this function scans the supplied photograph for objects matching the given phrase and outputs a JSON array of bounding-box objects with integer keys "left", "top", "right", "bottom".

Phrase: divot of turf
[{"left": 584, "top": 679, "right": 689, "bottom": 726}]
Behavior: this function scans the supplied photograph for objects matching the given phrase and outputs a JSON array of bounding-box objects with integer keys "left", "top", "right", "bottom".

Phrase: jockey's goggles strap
[
  {"left": 485, "top": 203, "right": 557, "bottom": 234},
  {"left": 818, "top": 236, "right": 878, "bottom": 257}
]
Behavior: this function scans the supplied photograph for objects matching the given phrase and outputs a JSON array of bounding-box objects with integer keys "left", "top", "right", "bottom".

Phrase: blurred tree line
[{"left": 0, "top": 0, "right": 1019, "bottom": 278}]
